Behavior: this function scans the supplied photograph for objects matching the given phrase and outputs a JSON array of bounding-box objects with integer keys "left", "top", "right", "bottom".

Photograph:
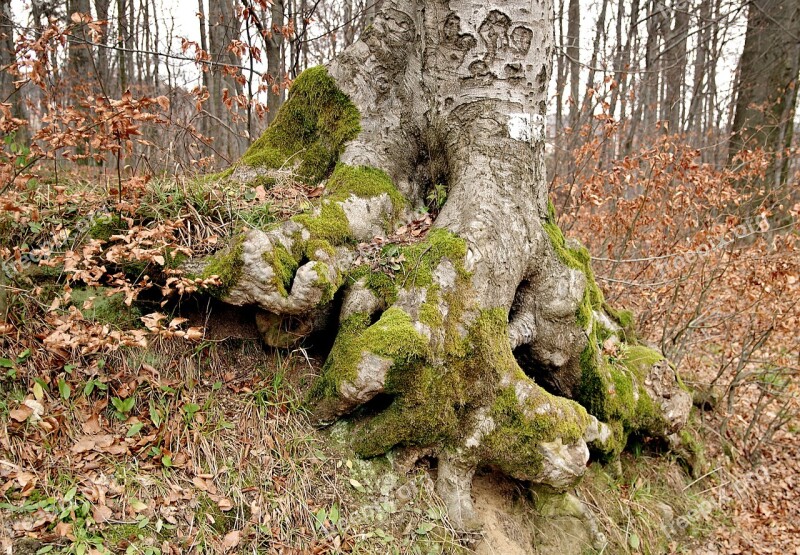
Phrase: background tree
[{"left": 729, "top": 0, "right": 800, "bottom": 193}]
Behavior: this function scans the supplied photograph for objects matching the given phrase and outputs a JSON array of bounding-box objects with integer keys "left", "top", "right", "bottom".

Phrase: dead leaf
[
  {"left": 218, "top": 498, "right": 234, "bottom": 512},
  {"left": 9, "top": 405, "right": 33, "bottom": 423},
  {"left": 83, "top": 414, "right": 101, "bottom": 434},
  {"left": 222, "top": 530, "right": 241, "bottom": 550},
  {"left": 92, "top": 504, "right": 113, "bottom": 523},
  {"left": 23, "top": 399, "right": 45, "bottom": 419},
  {"left": 55, "top": 520, "right": 73, "bottom": 538}
]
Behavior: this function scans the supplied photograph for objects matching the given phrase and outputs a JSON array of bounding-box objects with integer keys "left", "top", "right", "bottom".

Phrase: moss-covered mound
[
  {"left": 543, "top": 202, "right": 676, "bottom": 454},
  {"left": 240, "top": 66, "right": 361, "bottom": 184}
]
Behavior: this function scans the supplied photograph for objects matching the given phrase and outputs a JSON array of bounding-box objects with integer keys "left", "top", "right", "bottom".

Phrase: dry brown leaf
[
  {"left": 55, "top": 520, "right": 73, "bottom": 538},
  {"left": 222, "top": 530, "right": 241, "bottom": 550},
  {"left": 92, "top": 504, "right": 113, "bottom": 523},
  {"left": 9, "top": 405, "right": 33, "bottom": 423},
  {"left": 83, "top": 414, "right": 101, "bottom": 434},
  {"left": 71, "top": 437, "right": 97, "bottom": 454}
]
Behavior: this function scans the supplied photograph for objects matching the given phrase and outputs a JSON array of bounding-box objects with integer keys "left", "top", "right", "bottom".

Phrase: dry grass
[{"left": 0, "top": 334, "right": 467, "bottom": 554}]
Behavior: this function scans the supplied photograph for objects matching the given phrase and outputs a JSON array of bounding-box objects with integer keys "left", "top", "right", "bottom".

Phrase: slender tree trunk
[
  {"left": 67, "top": 0, "right": 93, "bottom": 86},
  {"left": 566, "top": 0, "right": 580, "bottom": 127},
  {"left": 729, "top": 0, "right": 800, "bottom": 190},
  {"left": 686, "top": 0, "right": 710, "bottom": 135},
  {"left": 208, "top": 0, "right": 246, "bottom": 160},
  {"left": 117, "top": 0, "right": 128, "bottom": 92},
  {"left": 554, "top": 0, "right": 566, "bottom": 135},
  {"left": 266, "top": 0, "right": 285, "bottom": 125},
  {"left": 0, "top": 0, "right": 14, "bottom": 104},
  {"left": 94, "top": 0, "right": 111, "bottom": 85},
  {"left": 664, "top": 0, "right": 689, "bottom": 132}
]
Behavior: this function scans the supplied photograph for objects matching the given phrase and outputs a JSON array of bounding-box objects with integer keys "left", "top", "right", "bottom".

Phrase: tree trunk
[
  {"left": 117, "top": 0, "right": 128, "bottom": 92},
  {"left": 67, "top": 0, "right": 93, "bottom": 85},
  {"left": 208, "top": 0, "right": 246, "bottom": 161},
  {"left": 266, "top": 0, "right": 285, "bottom": 125},
  {"left": 201, "top": 0, "right": 691, "bottom": 529},
  {"left": 0, "top": 0, "right": 14, "bottom": 104},
  {"left": 94, "top": 0, "right": 111, "bottom": 85},
  {"left": 729, "top": 0, "right": 800, "bottom": 191},
  {"left": 664, "top": 0, "right": 689, "bottom": 133},
  {"left": 566, "top": 0, "right": 580, "bottom": 128}
]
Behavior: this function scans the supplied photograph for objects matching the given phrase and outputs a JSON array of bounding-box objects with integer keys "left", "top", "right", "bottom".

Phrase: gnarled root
[{"left": 196, "top": 8, "right": 691, "bottom": 528}]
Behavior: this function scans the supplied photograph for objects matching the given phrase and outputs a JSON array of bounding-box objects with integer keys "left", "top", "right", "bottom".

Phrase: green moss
[
  {"left": 304, "top": 238, "right": 336, "bottom": 259},
  {"left": 351, "top": 308, "right": 593, "bottom": 470},
  {"left": 240, "top": 66, "right": 360, "bottom": 184},
  {"left": 102, "top": 523, "right": 148, "bottom": 546},
  {"left": 163, "top": 248, "right": 189, "bottom": 270},
  {"left": 195, "top": 494, "right": 237, "bottom": 534},
  {"left": 308, "top": 308, "right": 431, "bottom": 405},
  {"left": 604, "top": 302, "right": 637, "bottom": 340},
  {"left": 195, "top": 167, "right": 234, "bottom": 184},
  {"left": 293, "top": 200, "right": 351, "bottom": 245},
  {"left": 484, "top": 384, "right": 589, "bottom": 477},
  {"left": 545, "top": 201, "right": 671, "bottom": 456},
  {"left": 326, "top": 164, "right": 407, "bottom": 218},
  {"left": 250, "top": 175, "right": 276, "bottom": 189},
  {"left": 70, "top": 286, "right": 141, "bottom": 329},
  {"left": 678, "top": 427, "right": 707, "bottom": 478},
  {"left": 347, "top": 266, "right": 399, "bottom": 305},
  {"left": 355, "top": 363, "right": 463, "bottom": 457},
  {"left": 398, "top": 229, "right": 469, "bottom": 288},
  {"left": 621, "top": 345, "right": 665, "bottom": 380},
  {"left": 24, "top": 263, "right": 65, "bottom": 282},
  {"left": 543, "top": 219, "right": 604, "bottom": 328},
  {"left": 419, "top": 286, "right": 444, "bottom": 329},
  {"left": 201, "top": 236, "right": 245, "bottom": 298},
  {"left": 312, "top": 262, "right": 341, "bottom": 304},
  {"left": 577, "top": 341, "right": 670, "bottom": 454},
  {"left": 88, "top": 213, "right": 127, "bottom": 242},
  {"left": 262, "top": 243, "right": 298, "bottom": 297}
]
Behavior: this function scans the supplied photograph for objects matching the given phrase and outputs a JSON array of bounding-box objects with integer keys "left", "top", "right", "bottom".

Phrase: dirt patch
[{"left": 472, "top": 474, "right": 536, "bottom": 555}]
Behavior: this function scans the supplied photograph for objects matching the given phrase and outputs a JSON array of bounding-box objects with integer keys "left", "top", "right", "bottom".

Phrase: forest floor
[{"left": 0, "top": 172, "right": 796, "bottom": 553}]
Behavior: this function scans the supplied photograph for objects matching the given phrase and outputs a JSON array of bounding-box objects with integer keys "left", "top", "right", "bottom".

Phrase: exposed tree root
[{"left": 194, "top": 1, "right": 692, "bottom": 528}]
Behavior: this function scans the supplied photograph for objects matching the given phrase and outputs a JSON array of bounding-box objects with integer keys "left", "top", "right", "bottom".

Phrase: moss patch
[
  {"left": 293, "top": 200, "right": 351, "bottom": 245},
  {"left": 545, "top": 199, "right": 671, "bottom": 455},
  {"left": 326, "top": 164, "right": 407, "bottom": 218},
  {"left": 578, "top": 341, "right": 669, "bottom": 455},
  {"left": 200, "top": 235, "right": 245, "bottom": 298},
  {"left": 240, "top": 66, "right": 360, "bottom": 184},
  {"left": 88, "top": 213, "right": 127, "bottom": 242},
  {"left": 543, "top": 216, "right": 603, "bottom": 328},
  {"left": 398, "top": 229, "right": 469, "bottom": 288},
  {"left": 308, "top": 308, "right": 431, "bottom": 405},
  {"left": 70, "top": 286, "right": 141, "bottom": 329},
  {"left": 262, "top": 243, "right": 299, "bottom": 297},
  {"left": 604, "top": 302, "right": 637, "bottom": 340},
  {"left": 485, "top": 385, "right": 589, "bottom": 478}
]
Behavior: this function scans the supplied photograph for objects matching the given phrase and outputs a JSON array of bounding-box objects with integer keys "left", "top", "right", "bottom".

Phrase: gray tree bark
[
  {"left": 94, "top": 0, "right": 111, "bottom": 85},
  {"left": 67, "top": 0, "right": 93, "bottom": 83},
  {"left": 0, "top": 0, "right": 14, "bottom": 104},
  {"left": 566, "top": 0, "right": 580, "bottom": 127},
  {"left": 208, "top": 0, "right": 246, "bottom": 160},
  {"left": 729, "top": 0, "right": 800, "bottom": 190},
  {"left": 265, "top": 0, "right": 284, "bottom": 125},
  {"left": 202, "top": 0, "right": 692, "bottom": 530}
]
